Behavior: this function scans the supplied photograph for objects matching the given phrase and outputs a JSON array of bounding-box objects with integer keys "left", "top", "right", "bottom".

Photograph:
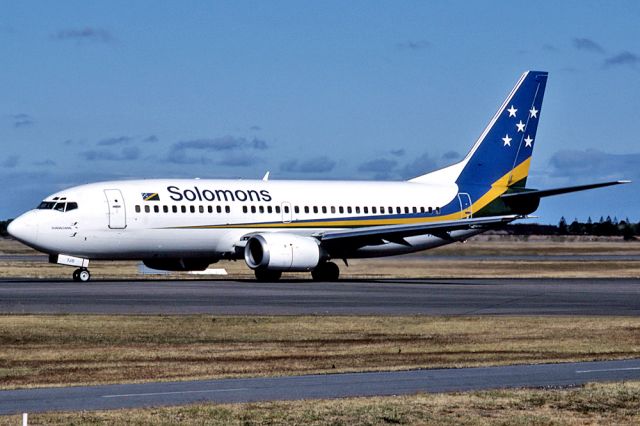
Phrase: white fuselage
[{"left": 10, "top": 178, "right": 480, "bottom": 262}]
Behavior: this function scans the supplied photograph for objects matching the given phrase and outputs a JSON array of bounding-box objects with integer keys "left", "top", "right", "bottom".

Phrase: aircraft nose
[{"left": 7, "top": 214, "right": 38, "bottom": 244}]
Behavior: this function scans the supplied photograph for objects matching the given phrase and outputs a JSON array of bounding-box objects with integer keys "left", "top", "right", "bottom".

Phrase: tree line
[{"left": 1, "top": 217, "right": 638, "bottom": 239}]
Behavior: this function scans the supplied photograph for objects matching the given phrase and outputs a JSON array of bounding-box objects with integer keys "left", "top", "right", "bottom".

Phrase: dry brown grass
[
  {"left": 4, "top": 381, "right": 640, "bottom": 425},
  {"left": 1, "top": 315, "right": 639, "bottom": 389},
  {"left": 2, "top": 236, "right": 639, "bottom": 279}
]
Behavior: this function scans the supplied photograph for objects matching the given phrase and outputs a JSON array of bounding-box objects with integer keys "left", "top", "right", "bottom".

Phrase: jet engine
[{"left": 244, "top": 233, "right": 321, "bottom": 271}]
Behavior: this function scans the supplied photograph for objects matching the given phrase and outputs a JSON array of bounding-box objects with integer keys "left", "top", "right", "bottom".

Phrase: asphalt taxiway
[
  {"left": 1, "top": 358, "right": 640, "bottom": 414},
  {"left": 0, "top": 277, "right": 639, "bottom": 315}
]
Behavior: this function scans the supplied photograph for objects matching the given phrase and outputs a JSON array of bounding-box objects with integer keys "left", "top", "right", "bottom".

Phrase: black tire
[
  {"left": 72, "top": 269, "right": 81, "bottom": 282},
  {"left": 254, "top": 269, "right": 282, "bottom": 282},
  {"left": 78, "top": 269, "right": 91, "bottom": 282},
  {"left": 311, "top": 262, "right": 340, "bottom": 281}
]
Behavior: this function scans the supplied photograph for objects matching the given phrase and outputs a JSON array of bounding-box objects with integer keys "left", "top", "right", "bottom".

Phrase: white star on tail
[
  {"left": 516, "top": 120, "right": 525, "bottom": 132},
  {"left": 524, "top": 135, "right": 534, "bottom": 147},
  {"left": 502, "top": 134, "right": 512, "bottom": 146},
  {"left": 507, "top": 105, "right": 517, "bottom": 117},
  {"left": 529, "top": 106, "right": 539, "bottom": 118}
]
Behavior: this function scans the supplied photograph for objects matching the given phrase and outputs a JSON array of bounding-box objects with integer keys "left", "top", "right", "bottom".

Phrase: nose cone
[{"left": 7, "top": 214, "right": 38, "bottom": 245}]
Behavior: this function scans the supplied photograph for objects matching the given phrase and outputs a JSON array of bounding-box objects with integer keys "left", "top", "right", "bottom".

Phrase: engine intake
[{"left": 244, "top": 233, "right": 321, "bottom": 271}]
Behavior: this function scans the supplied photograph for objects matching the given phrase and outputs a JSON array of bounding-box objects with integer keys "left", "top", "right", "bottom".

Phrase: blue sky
[{"left": 1, "top": 1, "right": 639, "bottom": 223}]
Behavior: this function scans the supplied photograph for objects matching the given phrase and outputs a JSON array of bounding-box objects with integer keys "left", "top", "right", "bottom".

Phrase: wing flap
[{"left": 316, "top": 215, "right": 519, "bottom": 245}]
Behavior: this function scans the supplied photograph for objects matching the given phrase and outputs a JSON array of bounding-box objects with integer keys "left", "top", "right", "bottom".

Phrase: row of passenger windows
[
  {"left": 135, "top": 205, "right": 231, "bottom": 214},
  {"left": 134, "top": 204, "right": 442, "bottom": 215},
  {"left": 243, "top": 205, "right": 441, "bottom": 215}
]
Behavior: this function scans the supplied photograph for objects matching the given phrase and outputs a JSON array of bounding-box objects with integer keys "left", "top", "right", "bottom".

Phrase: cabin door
[
  {"left": 104, "top": 189, "right": 127, "bottom": 229},
  {"left": 281, "top": 202, "right": 292, "bottom": 223},
  {"left": 458, "top": 193, "right": 472, "bottom": 219}
]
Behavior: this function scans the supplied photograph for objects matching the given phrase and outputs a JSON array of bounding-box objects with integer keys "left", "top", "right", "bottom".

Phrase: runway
[
  {"left": 0, "top": 277, "right": 639, "bottom": 315},
  {"left": 1, "top": 358, "right": 640, "bottom": 414}
]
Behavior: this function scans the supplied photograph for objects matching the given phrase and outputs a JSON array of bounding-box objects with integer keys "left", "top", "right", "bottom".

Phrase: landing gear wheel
[
  {"left": 254, "top": 269, "right": 282, "bottom": 282},
  {"left": 74, "top": 269, "right": 91, "bottom": 283},
  {"left": 311, "top": 262, "right": 340, "bottom": 281},
  {"left": 72, "top": 269, "right": 80, "bottom": 282}
]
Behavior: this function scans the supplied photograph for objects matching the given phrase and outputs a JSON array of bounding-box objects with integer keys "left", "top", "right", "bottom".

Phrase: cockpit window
[
  {"left": 37, "top": 202, "right": 56, "bottom": 210},
  {"left": 37, "top": 201, "right": 79, "bottom": 212}
]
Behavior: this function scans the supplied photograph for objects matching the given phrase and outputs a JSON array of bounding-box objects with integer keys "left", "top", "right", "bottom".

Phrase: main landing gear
[
  {"left": 72, "top": 268, "right": 91, "bottom": 282},
  {"left": 311, "top": 262, "right": 340, "bottom": 281}
]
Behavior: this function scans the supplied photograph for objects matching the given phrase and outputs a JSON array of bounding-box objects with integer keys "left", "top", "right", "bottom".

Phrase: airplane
[{"left": 7, "top": 71, "right": 629, "bottom": 282}]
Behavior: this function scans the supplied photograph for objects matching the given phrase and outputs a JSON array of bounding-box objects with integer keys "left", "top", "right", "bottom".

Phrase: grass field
[
  {"left": 1, "top": 235, "right": 640, "bottom": 279},
  {"left": 2, "top": 381, "right": 640, "bottom": 425},
  {"left": 1, "top": 315, "right": 639, "bottom": 389}
]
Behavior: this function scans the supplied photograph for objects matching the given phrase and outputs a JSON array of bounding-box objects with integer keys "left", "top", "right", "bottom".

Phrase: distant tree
[
  {"left": 558, "top": 216, "right": 568, "bottom": 235},
  {"left": 585, "top": 217, "right": 593, "bottom": 234},
  {"left": 568, "top": 218, "right": 583, "bottom": 234}
]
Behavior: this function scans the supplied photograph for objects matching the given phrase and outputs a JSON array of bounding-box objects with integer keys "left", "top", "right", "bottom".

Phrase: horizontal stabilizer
[{"left": 501, "top": 180, "right": 630, "bottom": 201}]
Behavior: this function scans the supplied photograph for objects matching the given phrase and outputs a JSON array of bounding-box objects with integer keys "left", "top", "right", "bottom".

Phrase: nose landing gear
[{"left": 72, "top": 268, "right": 91, "bottom": 282}]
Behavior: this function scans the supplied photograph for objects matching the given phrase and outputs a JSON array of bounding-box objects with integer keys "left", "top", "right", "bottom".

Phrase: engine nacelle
[
  {"left": 142, "top": 258, "right": 212, "bottom": 271},
  {"left": 244, "top": 233, "right": 321, "bottom": 271}
]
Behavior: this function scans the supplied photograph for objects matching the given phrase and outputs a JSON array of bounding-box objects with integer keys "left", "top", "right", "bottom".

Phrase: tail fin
[{"left": 411, "top": 71, "right": 548, "bottom": 189}]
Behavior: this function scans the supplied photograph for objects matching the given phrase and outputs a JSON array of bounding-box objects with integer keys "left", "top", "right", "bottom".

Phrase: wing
[{"left": 314, "top": 214, "right": 520, "bottom": 248}]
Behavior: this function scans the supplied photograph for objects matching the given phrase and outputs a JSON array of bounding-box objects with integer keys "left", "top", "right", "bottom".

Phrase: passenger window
[
  {"left": 154, "top": 205, "right": 159, "bottom": 213},
  {"left": 347, "top": 207, "right": 352, "bottom": 214},
  {"left": 199, "top": 206, "right": 204, "bottom": 213},
  {"left": 190, "top": 206, "right": 195, "bottom": 213},
  {"left": 396, "top": 207, "right": 401, "bottom": 214},
  {"left": 208, "top": 206, "right": 213, "bottom": 213},
  {"left": 163, "top": 205, "right": 169, "bottom": 213},
  {"left": 330, "top": 206, "right": 336, "bottom": 214},
  {"left": 135, "top": 205, "right": 141, "bottom": 213},
  {"left": 436, "top": 207, "right": 441, "bottom": 214},
  {"left": 339, "top": 206, "right": 344, "bottom": 214},
  {"left": 276, "top": 206, "right": 281, "bottom": 214},
  {"left": 428, "top": 207, "right": 433, "bottom": 213},
  {"left": 355, "top": 206, "right": 360, "bottom": 214},
  {"left": 243, "top": 206, "right": 248, "bottom": 213},
  {"left": 363, "top": 207, "right": 368, "bottom": 214},
  {"left": 372, "top": 207, "right": 377, "bottom": 214},
  {"left": 294, "top": 206, "right": 300, "bottom": 214},
  {"left": 145, "top": 205, "right": 150, "bottom": 213},
  {"left": 304, "top": 206, "right": 309, "bottom": 214},
  {"left": 251, "top": 206, "right": 256, "bottom": 213},
  {"left": 404, "top": 207, "right": 409, "bottom": 214},
  {"left": 225, "top": 206, "right": 230, "bottom": 213},
  {"left": 313, "top": 206, "right": 318, "bottom": 214},
  {"left": 172, "top": 205, "right": 178, "bottom": 213},
  {"left": 259, "top": 206, "right": 264, "bottom": 213},
  {"left": 181, "top": 205, "right": 186, "bottom": 213},
  {"left": 217, "top": 206, "right": 222, "bottom": 213},
  {"left": 380, "top": 206, "right": 385, "bottom": 214},
  {"left": 420, "top": 207, "right": 425, "bottom": 213},
  {"left": 267, "top": 206, "right": 273, "bottom": 214},
  {"left": 284, "top": 205, "right": 290, "bottom": 213},
  {"left": 412, "top": 207, "right": 417, "bottom": 213}
]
